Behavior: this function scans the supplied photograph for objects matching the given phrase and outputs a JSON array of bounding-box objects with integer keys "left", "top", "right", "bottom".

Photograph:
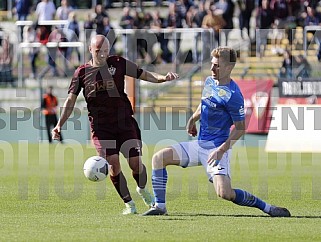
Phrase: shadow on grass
[{"left": 158, "top": 213, "right": 321, "bottom": 219}]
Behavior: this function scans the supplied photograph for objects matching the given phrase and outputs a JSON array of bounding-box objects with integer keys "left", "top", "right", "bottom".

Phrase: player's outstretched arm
[
  {"left": 52, "top": 93, "right": 77, "bottom": 140},
  {"left": 139, "top": 70, "right": 179, "bottom": 83}
]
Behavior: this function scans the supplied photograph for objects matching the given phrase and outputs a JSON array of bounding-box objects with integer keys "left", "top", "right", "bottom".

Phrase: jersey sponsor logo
[
  {"left": 239, "top": 106, "right": 245, "bottom": 116},
  {"left": 85, "top": 79, "right": 117, "bottom": 96},
  {"left": 203, "top": 98, "right": 217, "bottom": 108},
  {"left": 108, "top": 65, "right": 116, "bottom": 75},
  {"left": 95, "top": 79, "right": 115, "bottom": 91}
]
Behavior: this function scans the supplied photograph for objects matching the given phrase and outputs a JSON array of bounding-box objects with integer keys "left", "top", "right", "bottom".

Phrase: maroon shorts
[{"left": 91, "top": 117, "right": 142, "bottom": 158}]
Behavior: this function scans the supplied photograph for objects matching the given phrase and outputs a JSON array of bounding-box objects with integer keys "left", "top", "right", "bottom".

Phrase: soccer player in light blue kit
[{"left": 143, "top": 47, "right": 291, "bottom": 217}]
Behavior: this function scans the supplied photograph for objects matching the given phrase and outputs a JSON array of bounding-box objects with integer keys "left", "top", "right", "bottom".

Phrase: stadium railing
[
  {"left": 303, "top": 25, "right": 321, "bottom": 57},
  {"left": 16, "top": 20, "right": 84, "bottom": 88},
  {"left": 148, "top": 64, "right": 201, "bottom": 109},
  {"left": 113, "top": 28, "right": 215, "bottom": 72}
]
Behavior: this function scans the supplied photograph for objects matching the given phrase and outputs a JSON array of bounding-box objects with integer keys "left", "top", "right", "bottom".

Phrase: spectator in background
[
  {"left": 294, "top": 54, "right": 311, "bottom": 78},
  {"left": 142, "top": 12, "right": 157, "bottom": 64},
  {"left": 102, "top": 16, "right": 117, "bottom": 55},
  {"left": 35, "top": 0, "right": 56, "bottom": 23},
  {"left": 65, "top": 11, "right": 81, "bottom": 66},
  {"left": 94, "top": 4, "right": 109, "bottom": 35},
  {"left": 303, "top": 6, "right": 321, "bottom": 61},
  {"left": 23, "top": 25, "right": 39, "bottom": 79},
  {"left": 133, "top": 9, "right": 145, "bottom": 60},
  {"left": 39, "top": 26, "right": 61, "bottom": 77},
  {"left": 202, "top": 4, "right": 226, "bottom": 61},
  {"left": 154, "top": 0, "right": 162, "bottom": 7},
  {"left": 133, "top": 10, "right": 156, "bottom": 64},
  {"left": 14, "top": 0, "right": 32, "bottom": 40},
  {"left": 215, "top": 0, "right": 234, "bottom": 46},
  {"left": 0, "top": 30, "right": 14, "bottom": 84},
  {"left": 151, "top": 10, "right": 172, "bottom": 63},
  {"left": 304, "top": 6, "right": 321, "bottom": 26},
  {"left": 237, "top": 0, "right": 255, "bottom": 40},
  {"left": 166, "top": 2, "right": 185, "bottom": 62},
  {"left": 287, "top": 0, "right": 301, "bottom": 17},
  {"left": 56, "top": 0, "right": 73, "bottom": 21},
  {"left": 35, "top": 0, "right": 56, "bottom": 44},
  {"left": 84, "top": 13, "right": 95, "bottom": 61},
  {"left": 270, "top": 0, "right": 289, "bottom": 55},
  {"left": 84, "top": 13, "right": 94, "bottom": 41},
  {"left": 256, "top": 0, "right": 274, "bottom": 58},
  {"left": 104, "top": 0, "right": 114, "bottom": 9},
  {"left": 279, "top": 49, "right": 293, "bottom": 79},
  {"left": 187, "top": 2, "right": 207, "bottom": 63},
  {"left": 120, "top": 7, "right": 135, "bottom": 60},
  {"left": 15, "top": 0, "right": 31, "bottom": 20},
  {"left": 0, "top": 33, "right": 11, "bottom": 65},
  {"left": 42, "top": 86, "right": 62, "bottom": 143},
  {"left": 177, "top": 0, "right": 193, "bottom": 17}
]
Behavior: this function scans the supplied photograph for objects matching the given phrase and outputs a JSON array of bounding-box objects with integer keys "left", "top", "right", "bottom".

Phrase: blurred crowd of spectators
[{"left": 1, "top": 0, "right": 321, "bottom": 81}]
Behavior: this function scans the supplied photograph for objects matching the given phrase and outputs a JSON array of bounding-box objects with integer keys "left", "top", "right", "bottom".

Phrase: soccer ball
[{"left": 83, "top": 156, "right": 109, "bottom": 182}]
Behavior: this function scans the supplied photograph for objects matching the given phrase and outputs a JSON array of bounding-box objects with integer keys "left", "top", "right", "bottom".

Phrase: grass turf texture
[{"left": 1, "top": 143, "right": 321, "bottom": 241}]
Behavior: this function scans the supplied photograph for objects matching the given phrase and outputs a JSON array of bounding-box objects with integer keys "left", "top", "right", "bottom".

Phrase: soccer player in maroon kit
[{"left": 52, "top": 35, "right": 179, "bottom": 214}]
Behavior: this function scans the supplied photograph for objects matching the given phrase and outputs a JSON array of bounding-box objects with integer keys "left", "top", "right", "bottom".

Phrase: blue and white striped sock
[
  {"left": 152, "top": 168, "right": 168, "bottom": 209},
  {"left": 233, "top": 189, "right": 271, "bottom": 213}
]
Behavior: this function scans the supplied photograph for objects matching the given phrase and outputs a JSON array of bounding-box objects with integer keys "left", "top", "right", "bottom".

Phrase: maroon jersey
[{"left": 68, "top": 55, "right": 143, "bottom": 125}]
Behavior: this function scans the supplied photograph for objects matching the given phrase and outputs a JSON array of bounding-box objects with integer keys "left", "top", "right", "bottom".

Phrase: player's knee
[
  {"left": 152, "top": 149, "right": 170, "bottom": 169},
  {"left": 152, "top": 150, "right": 163, "bottom": 168},
  {"left": 128, "top": 157, "right": 142, "bottom": 173},
  {"left": 152, "top": 148, "right": 177, "bottom": 169},
  {"left": 109, "top": 165, "right": 121, "bottom": 177},
  {"left": 106, "top": 157, "right": 121, "bottom": 176},
  {"left": 129, "top": 162, "right": 140, "bottom": 173}
]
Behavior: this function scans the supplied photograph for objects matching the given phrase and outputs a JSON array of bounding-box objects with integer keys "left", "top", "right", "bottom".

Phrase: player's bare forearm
[
  {"left": 139, "top": 70, "right": 179, "bottom": 83},
  {"left": 191, "top": 104, "right": 201, "bottom": 123},
  {"left": 52, "top": 94, "right": 77, "bottom": 140},
  {"left": 207, "top": 121, "right": 245, "bottom": 164},
  {"left": 57, "top": 93, "right": 77, "bottom": 128},
  {"left": 219, "top": 120, "right": 246, "bottom": 152},
  {"left": 186, "top": 104, "right": 201, "bottom": 136}
]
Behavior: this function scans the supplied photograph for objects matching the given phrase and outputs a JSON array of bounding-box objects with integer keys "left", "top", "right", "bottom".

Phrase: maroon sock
[
  {"left": 110, "top": 172, "right": 132, "bottom": 203},
  {"left": 132, "top": 164, "right": 147, "bottom": 189}
]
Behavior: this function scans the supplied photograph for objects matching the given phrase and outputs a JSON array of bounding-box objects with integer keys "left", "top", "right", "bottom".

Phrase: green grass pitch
[{"left": 0, "top": 143, "right": 321, "bottom": 241}]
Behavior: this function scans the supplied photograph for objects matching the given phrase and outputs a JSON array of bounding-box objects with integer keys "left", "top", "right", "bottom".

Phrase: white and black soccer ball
[{"left": 83, "top": 156, "right": 109, "bottom": 182}]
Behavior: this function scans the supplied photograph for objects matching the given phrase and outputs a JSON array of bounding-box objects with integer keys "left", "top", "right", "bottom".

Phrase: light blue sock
[
  {"left": 152, "top": 168, "right": 168, "bottom": 205},
  {"left": 233, "top": 189, "right": 271, "bottom": 213}
]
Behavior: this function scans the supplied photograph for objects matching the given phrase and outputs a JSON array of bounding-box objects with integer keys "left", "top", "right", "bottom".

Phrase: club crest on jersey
[
  {"left": 218, "top": 89, "right": 226, "bottom": 97},
  {"left": 108, "top": 65, "right": 116, "bottom": 75}
]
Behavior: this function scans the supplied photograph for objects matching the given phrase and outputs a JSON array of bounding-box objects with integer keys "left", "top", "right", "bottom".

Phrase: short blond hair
[{"left": 211, "top": 47, "right": 237, "bottom": 67}]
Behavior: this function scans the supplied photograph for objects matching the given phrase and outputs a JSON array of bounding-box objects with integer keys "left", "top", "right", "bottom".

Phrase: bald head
[
  {"left": 90, "top": 35, "right": 110, "bottom": 66},
  {"left": 90, "top": 35, "right": 110, "bottom": 50}
]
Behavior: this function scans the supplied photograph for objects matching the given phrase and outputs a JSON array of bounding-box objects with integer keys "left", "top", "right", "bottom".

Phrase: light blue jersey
[{"left": 199, "top": 76, "right": 245, "bottom": 147}]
